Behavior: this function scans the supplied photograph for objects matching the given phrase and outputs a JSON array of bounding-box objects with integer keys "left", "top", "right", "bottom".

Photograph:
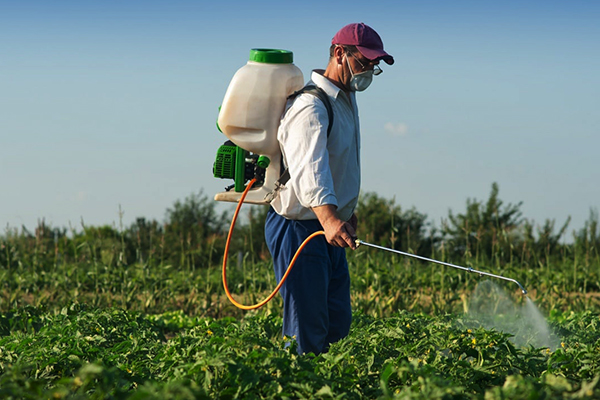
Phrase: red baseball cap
[{"left": 332, "top": 23, "right": 394, "bottom": 65}]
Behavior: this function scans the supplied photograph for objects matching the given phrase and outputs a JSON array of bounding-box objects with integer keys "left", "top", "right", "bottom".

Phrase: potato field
[{"left": 1, "top": 188, "right": 599, "bottom": 399}]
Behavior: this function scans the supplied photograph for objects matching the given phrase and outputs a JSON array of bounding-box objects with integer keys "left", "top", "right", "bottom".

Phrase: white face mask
[{"left": 346, "top": 55, "right": 373, "bottom": 92}]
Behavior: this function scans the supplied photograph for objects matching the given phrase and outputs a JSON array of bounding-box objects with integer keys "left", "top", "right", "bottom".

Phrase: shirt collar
[
  {"left": 311, "top": 70, "right": 342, "bottom": 98},
  {"left": 310, "top": 69, "right": 356, "bottom": 105}
]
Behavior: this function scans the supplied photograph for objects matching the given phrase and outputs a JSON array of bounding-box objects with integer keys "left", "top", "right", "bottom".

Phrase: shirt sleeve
[{"left": 278, "top": 94, "right": 338, "bottom": 210}]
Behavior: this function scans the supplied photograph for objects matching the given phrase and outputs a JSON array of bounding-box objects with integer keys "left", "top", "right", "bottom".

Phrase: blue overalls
[{"left": 264, "top": 207, "right": 352, "bottom": 355}]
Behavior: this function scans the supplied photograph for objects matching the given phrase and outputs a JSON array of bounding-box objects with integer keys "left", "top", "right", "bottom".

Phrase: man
[{"left": 265, "top": 23, "right": 394, "bottom": 355}]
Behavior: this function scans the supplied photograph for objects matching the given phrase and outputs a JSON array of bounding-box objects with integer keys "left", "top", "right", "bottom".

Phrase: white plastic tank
[{"left": 217, "top": 49, "right": 304, "bottom": 158}]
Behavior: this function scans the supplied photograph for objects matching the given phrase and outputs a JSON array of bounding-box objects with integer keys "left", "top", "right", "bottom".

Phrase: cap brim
[{"left": 356, "top": 45, "right": 395, "bottom": 65}]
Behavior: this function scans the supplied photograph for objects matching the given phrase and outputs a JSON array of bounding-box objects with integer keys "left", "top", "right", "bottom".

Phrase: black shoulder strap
[
  {"left": 287, "top": 85, "right": 334, "bottom": 137},
  {"left": 265, "top": 85, "right": 334, "bottom": 203}
]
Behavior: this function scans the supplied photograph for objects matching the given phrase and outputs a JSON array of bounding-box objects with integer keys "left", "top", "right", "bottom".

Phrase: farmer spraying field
[
  {"left": 215, "top": 22, "right": 395, "bottom": 355},
  {"left": 263, "top": 23, "right": 394, "bottom": 355},
  {"left": 213, "top": 24, "right": 527, "bottom": 356}
]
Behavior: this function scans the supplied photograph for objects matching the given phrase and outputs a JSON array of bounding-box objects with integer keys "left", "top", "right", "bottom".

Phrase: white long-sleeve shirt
[{"left": 270, "top": 70, "right": 361, "bottom": 222}]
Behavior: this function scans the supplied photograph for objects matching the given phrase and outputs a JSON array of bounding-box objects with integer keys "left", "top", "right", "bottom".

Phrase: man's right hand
[{"left": 312, "top": 205, "right": 357, "bottom": 249}]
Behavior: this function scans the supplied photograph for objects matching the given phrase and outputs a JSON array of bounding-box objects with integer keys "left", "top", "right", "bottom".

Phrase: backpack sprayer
[
  {"left": 214, "top": 49, "right": 527, "bottom": 310},
  {"left": 213, "top": 49, "right": 304, "bottom": 205}
]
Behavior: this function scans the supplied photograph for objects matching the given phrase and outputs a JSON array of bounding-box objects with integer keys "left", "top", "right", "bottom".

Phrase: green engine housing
[{"left": 213, "top": 141, "right": 270, "bottom": 192}]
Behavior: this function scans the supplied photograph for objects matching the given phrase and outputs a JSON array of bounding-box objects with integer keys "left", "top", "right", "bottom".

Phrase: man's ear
[{"left": 333, "top": 45, "right": 345, "bottom": 65}]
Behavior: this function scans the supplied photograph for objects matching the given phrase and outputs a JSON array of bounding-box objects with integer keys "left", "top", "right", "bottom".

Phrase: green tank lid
[{"left": 249, "top": 49, "right": 293, "bottom": 64}]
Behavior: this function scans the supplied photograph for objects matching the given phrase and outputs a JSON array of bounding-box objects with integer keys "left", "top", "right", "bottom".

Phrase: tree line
[{"left": 1, "top": 183, "right": 598, "bottom": 272}]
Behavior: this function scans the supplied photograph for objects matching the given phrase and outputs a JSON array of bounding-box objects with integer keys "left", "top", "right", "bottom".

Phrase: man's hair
[{"left": 329, "top": 44, "right": 358, "bottom": 59}]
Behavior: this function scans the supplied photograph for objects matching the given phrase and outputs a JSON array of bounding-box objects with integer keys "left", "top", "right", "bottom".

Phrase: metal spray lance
[{"left": 355, "top": 239, "right": 528, "bottom": 295}]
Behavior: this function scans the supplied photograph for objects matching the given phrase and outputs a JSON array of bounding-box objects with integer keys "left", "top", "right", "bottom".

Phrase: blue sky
[{"left": 1, "top": 0, "right": 599, "bottom": 237}]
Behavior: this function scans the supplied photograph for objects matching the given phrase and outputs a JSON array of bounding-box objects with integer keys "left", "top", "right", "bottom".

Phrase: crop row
[
  {"left": 1, "top": 244, "right": 599, "bottom": 321},
  {"left": 1, "top": 305, "right": 599, "bottom": 399}
]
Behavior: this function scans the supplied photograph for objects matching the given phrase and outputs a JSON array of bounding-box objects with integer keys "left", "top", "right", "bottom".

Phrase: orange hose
[{"left": 222, "top": 177, "right": 325, "bottom": 310}]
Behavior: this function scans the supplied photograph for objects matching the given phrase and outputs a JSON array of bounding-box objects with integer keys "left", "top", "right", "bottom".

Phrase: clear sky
[{"left": 1, "top": 0, "right": 599, "bottom": 237}]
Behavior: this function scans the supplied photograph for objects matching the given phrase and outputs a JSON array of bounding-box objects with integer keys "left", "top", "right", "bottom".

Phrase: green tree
[
  {"left": 0, "top": 220, "right": 69, "bottom": 271},
  {"left": 574, "top": 208, "right": 599, "bottom": 258},
  {"left": 442, "top": 182, "right": 523, "bottom": 262},
  {"left": 126, "top": 217, "right": 164, "bottom": 266},
  {"left": 72, "top": 224, "right": 125, "bottom": 267},
  {"left": 521, "top": 217, "right": 571, "bottom": 265},
  {"left": 355, "top": 191, "right": 436, "bottom": 255},
  {"left": 162, "top": 190, "right": 230, "bottom": 270},
  {"left": 236, "top": 205, "right": 270, "bottom": 262}
]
